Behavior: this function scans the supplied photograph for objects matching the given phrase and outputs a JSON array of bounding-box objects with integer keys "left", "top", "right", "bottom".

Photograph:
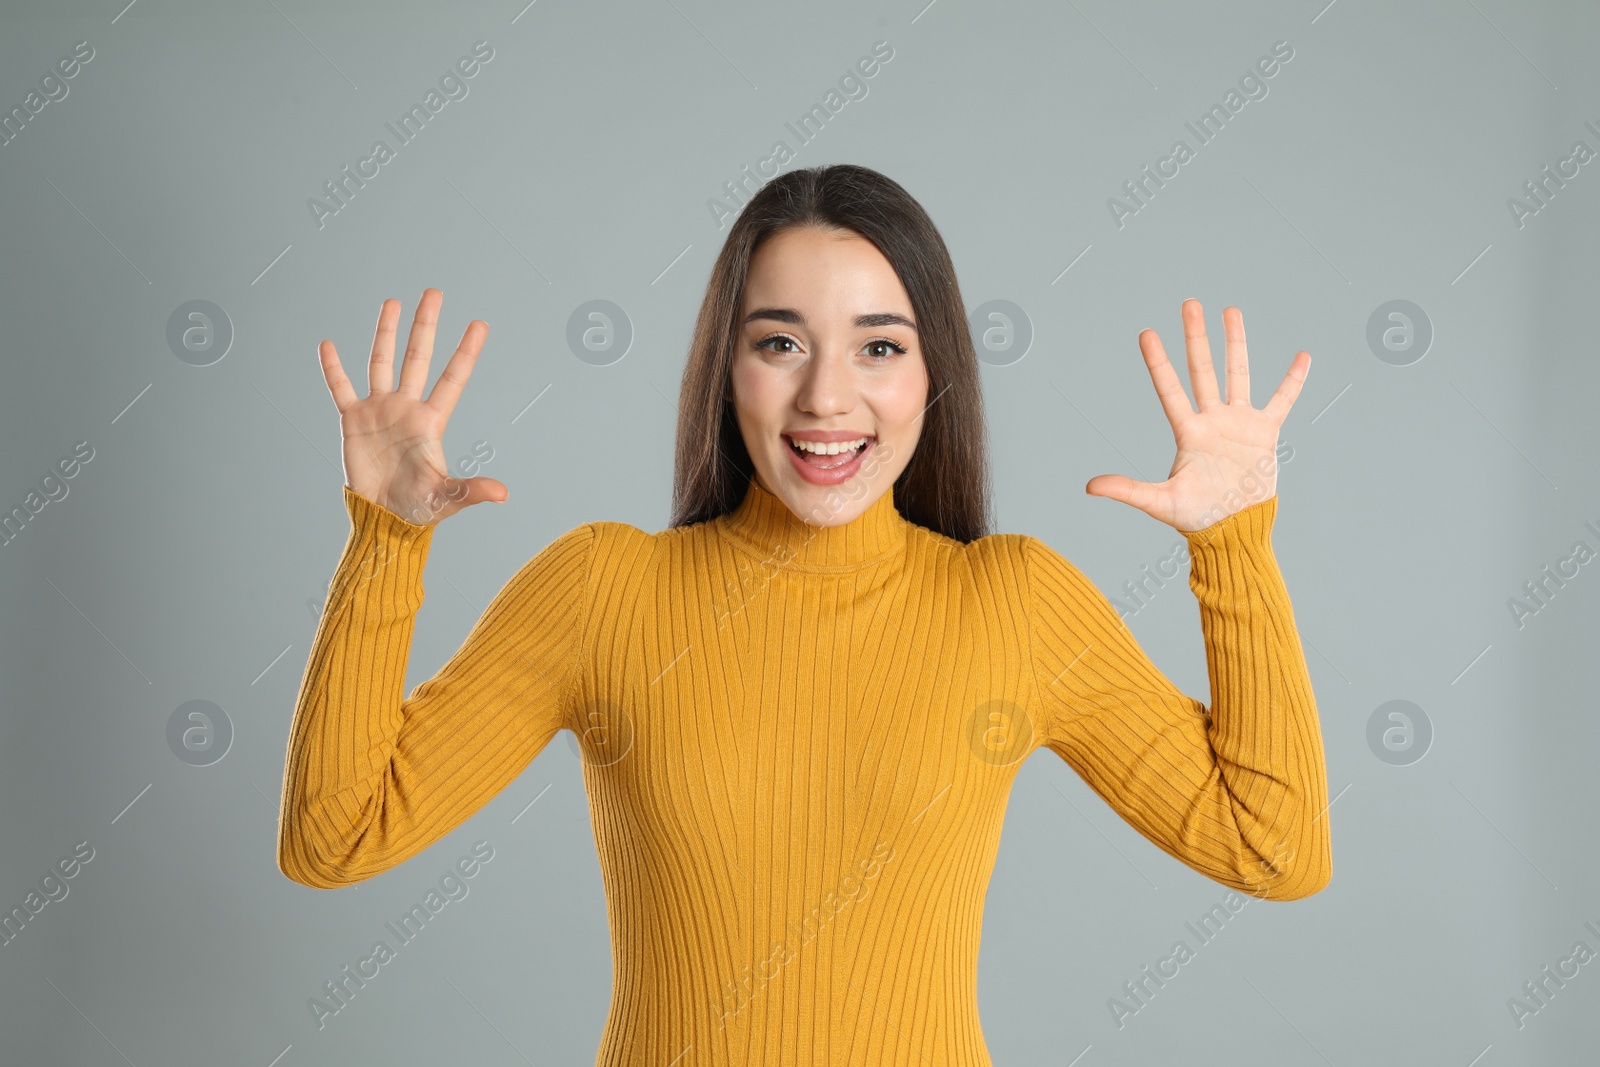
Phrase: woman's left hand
[{"left": 1085, "top": 299, "right": 1310, "bottom": 533}]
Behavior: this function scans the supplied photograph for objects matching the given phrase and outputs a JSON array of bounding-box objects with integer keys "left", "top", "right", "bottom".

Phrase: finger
[
  {"left": 1262, "top": 350, "right": 1311, "bottom": 424},
  {"left": 1137, "top": 327, "right": 1196, "bottom": 429},
  {"left": 397, "top": 288, "right": 443, "bottom": 400},
  {"left": 1085, "top": 473, "right": 1169, "bottom": 523},
  {"left": 318, "top": 339, "right": 360, "bottom": 414},
  {"left": 426, "top": 319, "right": 488, "bottom": 417},
  {"left": 368, "top": 297, "right": 400, "bottom": 395},
  {"left": 1223, "top": 306, "right": 1250, "bottom": 405},
  {"left": 1182, "top": 298, "right": 1222, "bottom": 411}
]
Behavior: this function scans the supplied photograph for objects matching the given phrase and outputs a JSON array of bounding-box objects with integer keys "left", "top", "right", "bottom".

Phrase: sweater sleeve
[
  {"left": 277, "top": 485, "right": 594, "bottom": 889},
  {"left": 1024, "top": 494, "right": 1331, "bottom": 900}
]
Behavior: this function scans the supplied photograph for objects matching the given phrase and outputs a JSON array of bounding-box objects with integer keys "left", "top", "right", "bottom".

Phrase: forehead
[{"left": 741, "top": 227, "right": 911, "bottom": 317}]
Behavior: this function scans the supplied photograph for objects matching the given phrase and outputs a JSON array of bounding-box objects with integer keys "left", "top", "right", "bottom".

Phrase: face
[{"left": 728, "top": 225, "right": 929, "bottom": 527}]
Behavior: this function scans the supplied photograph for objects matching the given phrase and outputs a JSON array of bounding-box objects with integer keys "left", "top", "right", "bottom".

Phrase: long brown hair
[{"left": 668, "top": 164, "right": 992, "bottom": 543}]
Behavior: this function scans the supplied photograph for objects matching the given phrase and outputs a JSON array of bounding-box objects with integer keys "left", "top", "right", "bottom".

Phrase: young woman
[{"left": 278, "top": 164, "right": 1330, "bottom": 1065}]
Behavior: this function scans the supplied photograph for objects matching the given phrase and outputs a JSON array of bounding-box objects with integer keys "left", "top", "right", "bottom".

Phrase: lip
[
  {"left": 783, "top": 433, "right": 874, "bottom": 486},
  {"left": 784, "top": 429, "right": 875, "bottom": 443}
]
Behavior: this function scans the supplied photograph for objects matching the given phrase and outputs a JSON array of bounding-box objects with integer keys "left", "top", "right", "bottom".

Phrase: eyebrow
[{"left": 742, "top": 307, "right": 918, "bottom": 332}]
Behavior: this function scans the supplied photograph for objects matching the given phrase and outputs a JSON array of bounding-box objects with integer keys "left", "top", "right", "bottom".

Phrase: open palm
[
  {"left": 1086, "top": 299, "right": 1310, "bottom": 534},
  {"left": 318, "top": 288, "right": 507, "bottom": 526}
]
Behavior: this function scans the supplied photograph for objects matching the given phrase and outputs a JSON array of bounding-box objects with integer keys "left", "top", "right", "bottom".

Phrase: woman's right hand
[{"left": 318, "top": 288, "right": 507, "bottom": 526}]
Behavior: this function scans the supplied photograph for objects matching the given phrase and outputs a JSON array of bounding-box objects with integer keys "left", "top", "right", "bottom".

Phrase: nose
[{"left": 794, "top": 346, "right": 854, "bottom": 418}]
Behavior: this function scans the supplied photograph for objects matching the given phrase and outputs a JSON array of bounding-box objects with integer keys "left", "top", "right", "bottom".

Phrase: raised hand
[
  {"left": 318, "top": 288, "right": 507, "bottom": 526},
  {"left": 1085, "top": 299, "right": 1309, "bottom": 533}
]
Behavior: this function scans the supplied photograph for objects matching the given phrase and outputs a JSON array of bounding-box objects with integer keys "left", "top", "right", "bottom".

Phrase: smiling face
[{"left": 728, "top": 225, "right": 929, "bottom": 527}]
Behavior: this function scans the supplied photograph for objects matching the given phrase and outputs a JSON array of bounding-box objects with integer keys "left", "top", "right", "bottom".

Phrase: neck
[{"left": 718, "top": 475, "right": 908, "bottom": 572}]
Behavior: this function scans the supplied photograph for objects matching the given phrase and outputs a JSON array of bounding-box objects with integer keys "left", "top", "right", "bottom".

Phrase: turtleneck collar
[{"left": 717, "top": 475, "right": 909, "bottom": 572}]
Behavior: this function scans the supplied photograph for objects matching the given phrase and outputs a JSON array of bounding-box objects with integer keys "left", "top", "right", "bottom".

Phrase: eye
[
  {"left": 754, "top": 333, "right": 800, "bottom": 355},
  {"left": 863, "top": 338, "right": 907, "bottom": 361}
]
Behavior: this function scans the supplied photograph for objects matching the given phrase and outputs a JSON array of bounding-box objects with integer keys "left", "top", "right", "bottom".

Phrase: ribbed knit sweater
[{"left": 278, "top": 475, "right": 1331, "bottom": 1066}]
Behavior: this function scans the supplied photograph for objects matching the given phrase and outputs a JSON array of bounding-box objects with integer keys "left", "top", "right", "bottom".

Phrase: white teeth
[{"left": 790, "top": 436, "right": 869, "bottom": 455}]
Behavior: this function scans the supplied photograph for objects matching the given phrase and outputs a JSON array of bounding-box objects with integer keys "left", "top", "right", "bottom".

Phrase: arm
[
  {"left": 1025, "top": 494, "right": 1331, "bottom": 900},
  {"left": 276, "top": 485, "right": 594, "bottom": 888}
]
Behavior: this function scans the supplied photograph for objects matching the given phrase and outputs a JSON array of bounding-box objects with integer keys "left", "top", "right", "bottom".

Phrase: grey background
[{"left": 2, "top": 0, "right": 1597, "bottom": 1064}]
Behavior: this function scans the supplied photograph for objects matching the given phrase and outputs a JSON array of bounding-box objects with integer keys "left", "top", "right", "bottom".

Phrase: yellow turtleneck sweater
[{"left": 278, "top": 475, "right": 1331, "bottom": 1065}]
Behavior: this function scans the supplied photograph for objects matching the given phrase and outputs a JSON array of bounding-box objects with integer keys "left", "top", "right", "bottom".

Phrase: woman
[{"left": 278, "top": 164, "right": 1330, "bottom": 1065}]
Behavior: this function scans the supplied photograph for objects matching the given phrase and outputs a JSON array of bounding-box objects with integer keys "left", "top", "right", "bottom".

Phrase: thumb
[
  {"left": 457, "top": 476, "right": 509, "bottom": 507},
  {"left": 1085, "top": 474, "right": 1163, "bottom": 517}
]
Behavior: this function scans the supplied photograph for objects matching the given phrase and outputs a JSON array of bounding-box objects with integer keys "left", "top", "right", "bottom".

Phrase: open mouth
[{"left": 784, "top": 434, "right": 873, "bottom": 470}]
